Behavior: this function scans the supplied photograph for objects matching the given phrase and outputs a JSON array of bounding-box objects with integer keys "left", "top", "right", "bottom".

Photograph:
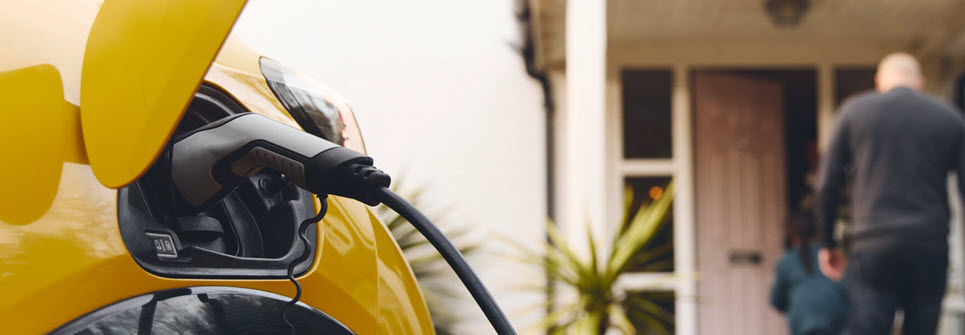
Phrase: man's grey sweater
[{"left": 818, "top": 87, "right": 965, "bottom": 251}]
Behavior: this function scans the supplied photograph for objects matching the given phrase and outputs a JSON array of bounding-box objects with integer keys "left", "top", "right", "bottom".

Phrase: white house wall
[{"left": 233, "top": 1, "right": 548, "bottom": 333}]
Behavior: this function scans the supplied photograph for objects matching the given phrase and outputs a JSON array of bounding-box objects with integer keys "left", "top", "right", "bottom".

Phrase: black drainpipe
[
  {"left": 515, "top": 2, "right": 556, "bottom": 333},
  {"left": 515, "top": 2, "right": 555, "bottom": 224}
]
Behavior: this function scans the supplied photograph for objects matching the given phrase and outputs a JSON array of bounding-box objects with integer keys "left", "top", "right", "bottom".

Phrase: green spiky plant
[
  {"left": 376, "top": 180, "right": 479, "bottom": 335},
  {"left": 510, "top": 182, "right": 676, "bottom": 334}
]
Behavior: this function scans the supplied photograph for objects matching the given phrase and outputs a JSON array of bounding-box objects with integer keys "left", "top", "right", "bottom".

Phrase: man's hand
[{"left": 818, "top": 247, "right": 847, "bottom": 281}]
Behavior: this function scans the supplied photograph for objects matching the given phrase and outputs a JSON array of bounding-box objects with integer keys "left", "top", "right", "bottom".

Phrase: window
[
  {"left": 622, "top": 69, "right": 673, "bottom": 159},
  {"left": 623, "top": 290, "right": 675, "bottom": 334},
  {"left": 53, "top": 287, "right": 354, "bottom": 335},
  {"left": 615, "top": 67, "right": 678, "bottom": 331}
]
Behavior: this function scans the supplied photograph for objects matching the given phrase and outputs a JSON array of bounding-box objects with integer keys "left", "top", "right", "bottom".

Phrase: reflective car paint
[
  {"left": 0, "top": 65, "right": 80, "bottom": 224},
  {"left": 0, "top": 0, "right": 432, "bottom": 333},
  {"left": 80, "top": 0, "right": 248, "bottom": 188}
]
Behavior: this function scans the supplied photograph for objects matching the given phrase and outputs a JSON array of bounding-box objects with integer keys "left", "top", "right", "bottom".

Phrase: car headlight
[{"left": 259, "top": 57, "right": 365, "bottom": 153}]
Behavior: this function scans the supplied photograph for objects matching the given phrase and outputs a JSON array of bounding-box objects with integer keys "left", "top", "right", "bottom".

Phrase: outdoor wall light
[{"left": 764, "top": 0, "right": 810, "bottom": 27}]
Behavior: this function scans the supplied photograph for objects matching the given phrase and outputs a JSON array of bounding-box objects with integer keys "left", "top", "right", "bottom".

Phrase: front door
[{"left": 694, "top": 72, "right": 786, "bottom": 335}]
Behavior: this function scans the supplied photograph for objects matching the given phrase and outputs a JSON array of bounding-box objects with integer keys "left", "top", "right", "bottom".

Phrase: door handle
[{"left": 729, "top": 250, "right": 763, "bottom": 265}]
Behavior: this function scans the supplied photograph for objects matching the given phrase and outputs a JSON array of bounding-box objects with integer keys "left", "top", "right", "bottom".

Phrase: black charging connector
[
  {"left": 304, "top": 150, "right": 390, "bottom": 206},
  {"left": 169, "top": 113, "right": 516, "bottom": 335}
]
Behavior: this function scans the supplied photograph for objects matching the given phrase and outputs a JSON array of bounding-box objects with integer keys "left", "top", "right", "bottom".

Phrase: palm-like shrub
[{"left": 511, "top": 182, "right": 676, "bottom": 334}]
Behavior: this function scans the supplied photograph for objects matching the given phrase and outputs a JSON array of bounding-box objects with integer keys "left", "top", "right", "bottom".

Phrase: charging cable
[
  {"left": 282, "top": 197, "right": 327, "bottom": 334},
  {"left": 372, "top": 185, "right": 515, "bottom": 334},
  {"left": 339, "top": 163, "right": 516, "bottom": 334},
  {"left": 170, "top": 113, "right": 516, "bottom": 334}
]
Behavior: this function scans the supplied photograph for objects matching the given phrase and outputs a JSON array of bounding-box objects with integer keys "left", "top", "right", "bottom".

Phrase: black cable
[
  {"left": 373, "top": 187, "right": 517, "bottom": 335},
  {"left": 283, "top": 197, "right": 328, "bottom": 335}
]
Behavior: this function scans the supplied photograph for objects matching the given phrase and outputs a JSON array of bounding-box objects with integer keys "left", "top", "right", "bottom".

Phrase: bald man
[{"left": 817, "top": 53, "right": 963, "bottom": 334}]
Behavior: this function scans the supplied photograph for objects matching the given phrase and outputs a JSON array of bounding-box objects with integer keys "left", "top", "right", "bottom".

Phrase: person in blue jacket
[{"left": 771, "top": 211, "right": 848, "bottom": 335}]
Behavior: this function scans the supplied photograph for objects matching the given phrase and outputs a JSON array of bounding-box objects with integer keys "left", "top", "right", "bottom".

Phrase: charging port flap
[{"left": 116, "top": 85, "right": 319, "bottom": 279}]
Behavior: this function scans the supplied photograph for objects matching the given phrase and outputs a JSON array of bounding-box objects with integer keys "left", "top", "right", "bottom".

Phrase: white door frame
[{"left": 604, "top": 42, "right": 890, "bottom": 335}]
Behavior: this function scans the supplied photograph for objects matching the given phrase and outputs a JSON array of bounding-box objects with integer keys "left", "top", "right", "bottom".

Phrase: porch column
[
  {"left": 672, "top": 64, "right": 697, "bottom": 335},
  {"left": 562, "top": 0, "right": 607, "bottom": 254}
]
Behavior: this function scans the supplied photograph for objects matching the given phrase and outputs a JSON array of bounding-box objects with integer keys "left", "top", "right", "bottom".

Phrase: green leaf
[
  {"left": 627, "top": 309, "right": 672, "bottom": 335},
  {"left": 397, "top": 237, "right": 433, "bottom": 250},
  {"left": 586, "top": 223, "right": 599, "bottom": 274},
  {"left": 532, "top": 302, "right": 581, "bottom": 331},
  {"left": 546, "top": 223, "right": 593, "bottom": 281},
  {"left": 608, "top": 182, "right": 674, "bottom": 276},
  {"left": 385, "top": 214, "right": 409, "bottom": 231},
  {"left": 576, "top": 311, "right": 604, "bottom": 334},
  {"left": 618, "top": 185, "right": 634, "bottom": 237},
  {"left": 507, "top": 180, "right": 683, "bottom": 334},
  {"left": 609, "top": 304, "right": 636, "bottom": 335},
  {"left": 627, "top": 296, "right": 675, "bottom": 323}
]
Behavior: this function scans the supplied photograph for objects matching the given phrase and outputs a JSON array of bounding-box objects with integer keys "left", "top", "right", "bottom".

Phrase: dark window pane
[
  {"left": 623, "top": 69, "right": 673, "bottom": 158},
  {"left": 623, "top": 290, "right": 675, "bottom": 334},
  {"left": 834, "top": 67, "right": 876, "bottom": 107},
  {"left": 624, "top": 177, "right": 674, "bottom": 272},
  {"left": 55, "top": 288, "right": 354, "bottom": 335}
]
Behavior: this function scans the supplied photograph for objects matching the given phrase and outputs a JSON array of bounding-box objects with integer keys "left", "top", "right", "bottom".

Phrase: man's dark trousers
[{"left": 846, "top": 246, "right": 948, "bottom": 335}]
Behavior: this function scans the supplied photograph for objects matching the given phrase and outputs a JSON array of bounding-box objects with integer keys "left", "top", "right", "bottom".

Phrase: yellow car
[{"left": 0, "top": 0, "right": 436, "bottom": 333}]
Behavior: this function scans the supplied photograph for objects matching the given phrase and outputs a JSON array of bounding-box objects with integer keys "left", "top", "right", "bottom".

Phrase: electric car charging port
[{"left": 116, "top": 85, "right": 318, "bottom": 279}]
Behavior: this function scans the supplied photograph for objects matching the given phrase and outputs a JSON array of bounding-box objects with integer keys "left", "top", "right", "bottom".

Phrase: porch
[{"left": 524, "top": 0, "right": 965, "bottom": 333}]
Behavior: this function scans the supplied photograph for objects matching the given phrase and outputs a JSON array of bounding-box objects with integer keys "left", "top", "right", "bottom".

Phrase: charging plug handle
[
  {"left": 169, "top": 113, "right": 515, "bottom": 334},
  {"left": 171, "top": 113, "right": 388, "bottom": 210}
]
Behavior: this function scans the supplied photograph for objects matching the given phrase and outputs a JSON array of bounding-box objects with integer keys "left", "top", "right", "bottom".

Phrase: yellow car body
[{"left": 0, "top": 0, "right": 433, "bottom": 334}]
